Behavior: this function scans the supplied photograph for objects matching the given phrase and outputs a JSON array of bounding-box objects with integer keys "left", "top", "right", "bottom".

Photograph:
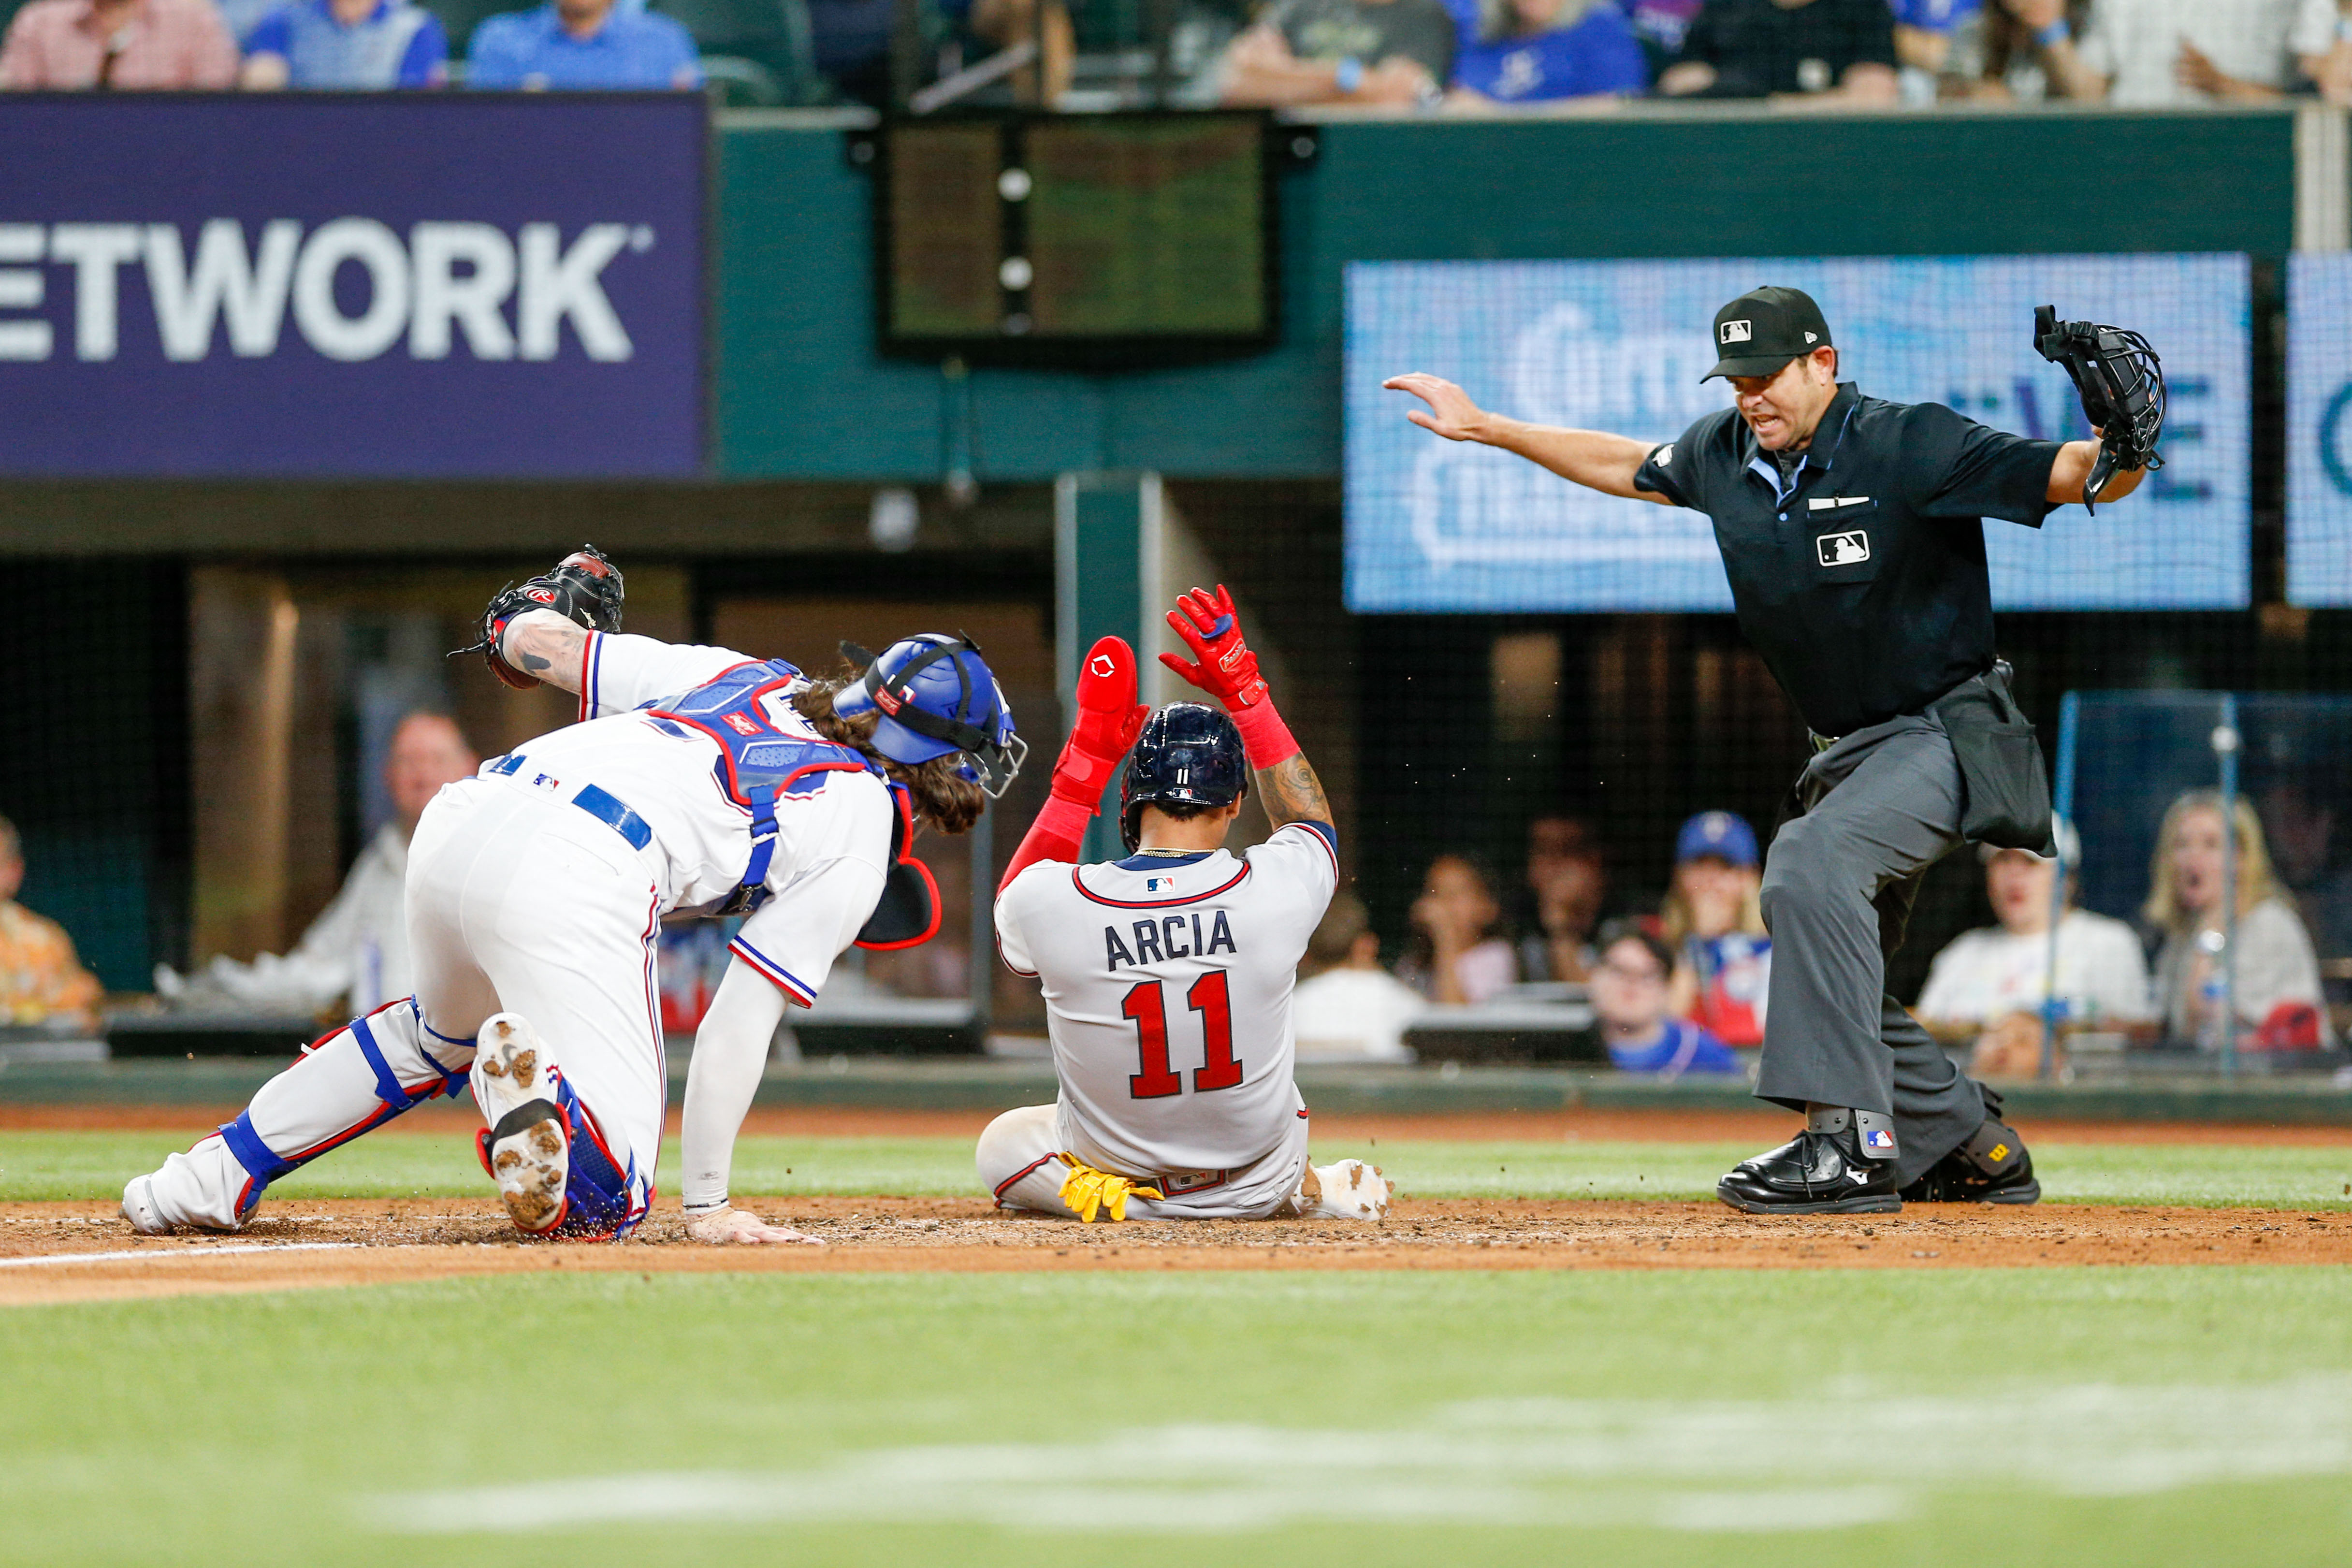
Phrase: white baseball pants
[{"left": 141, "top": 775, "right": 668, "bottom": 1232}]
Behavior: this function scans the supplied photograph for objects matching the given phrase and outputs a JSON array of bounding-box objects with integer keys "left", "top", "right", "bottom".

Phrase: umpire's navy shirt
[{"left": 1633, "top": 381, "right": 2062, "bottom": 740}]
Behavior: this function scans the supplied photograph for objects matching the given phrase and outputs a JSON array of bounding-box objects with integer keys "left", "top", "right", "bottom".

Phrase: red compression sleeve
[
  {"left": 997, "top": 793, "right": 1095, "bottom": 894},
  {"left": 1230, "top": 697, "right": 1300, "bottom": 769}
]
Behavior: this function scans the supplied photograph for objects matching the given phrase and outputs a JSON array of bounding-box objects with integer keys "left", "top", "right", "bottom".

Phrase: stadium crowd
[
  {"left": 1309, "top": 789, "right": 2339, "bottom": 1077},
  {"left": 0, "top": 746, "right": 2342, "bottom": 1076},
  {"left": 2, "top": 0, "right": 2349, "bottom": 106}
]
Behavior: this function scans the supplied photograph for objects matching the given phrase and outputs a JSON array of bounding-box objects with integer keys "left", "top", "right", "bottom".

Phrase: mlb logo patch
[
  {"left": 1816, "top": 530, "right": 1871, "bottom": 567},
  {"left": 1720, "top": 319, "right": 1752, "bottom": 344},
  {"left": 1865, "top": 1128, "right": 1896, "bottom": 1152},
  {"left": 1146, "top": 876, "right": 1175, "bottom": 892},
  {"left": 529, "top": 772, "right": 559, "bottom": 793}
]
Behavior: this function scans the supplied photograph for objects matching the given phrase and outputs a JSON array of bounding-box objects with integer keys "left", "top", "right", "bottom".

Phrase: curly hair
[{"left": 793, "top": 671, "right": 985, "bottom": 836}]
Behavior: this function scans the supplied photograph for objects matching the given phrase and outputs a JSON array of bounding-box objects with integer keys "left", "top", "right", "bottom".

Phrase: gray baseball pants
[{"left": 1754, "top": 711, "right": 1988, "bottom": 1186}]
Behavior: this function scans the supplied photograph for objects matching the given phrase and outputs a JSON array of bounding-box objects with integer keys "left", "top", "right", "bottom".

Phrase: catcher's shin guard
[
  {"left": 471, "top": 1014, "right": 644, "bottom": 1240},
  {"left": 128, "top": 999, "right": 473, "bottom": 1233}
]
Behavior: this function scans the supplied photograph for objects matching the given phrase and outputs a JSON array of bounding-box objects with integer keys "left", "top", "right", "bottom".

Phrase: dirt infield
[
  {"left": 6, "top": 1195, "right": 2350, "bottom": 1306},
  {"left": 10, "top": 1105, "right": 2349, "bottom": 1306}
]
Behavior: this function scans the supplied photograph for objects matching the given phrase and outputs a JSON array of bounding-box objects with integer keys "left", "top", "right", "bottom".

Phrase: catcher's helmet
[
  {"left": 833, "top": 633, "right": 1026, "bottom": 797},
  {"left": 1119, "top": 703, "right": 1247, "bottom": 853}
]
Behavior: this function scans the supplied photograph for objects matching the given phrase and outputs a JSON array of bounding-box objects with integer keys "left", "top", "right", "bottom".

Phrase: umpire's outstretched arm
[
  {"left": 1381, "top": 373, "right": 1676, "bottom": 504},
  {"left": 1385, "top": 370, "right": 2148, "bottom": 510}
]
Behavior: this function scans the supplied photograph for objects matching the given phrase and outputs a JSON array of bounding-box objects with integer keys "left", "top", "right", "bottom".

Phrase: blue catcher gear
[
  {"left": 833, "top": 633, "right": 1026, "bottom": 797},
  {"left": 638, "top": 659, "right": 938, "bottom": 942},
  {"left": 1118, "top": 702, "right": 1248, "bottom": 853}
]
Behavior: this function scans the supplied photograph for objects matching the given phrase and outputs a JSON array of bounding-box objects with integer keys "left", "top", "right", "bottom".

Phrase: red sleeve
[{"left": 996, "top": 794, "right": 1095, "bottom": 894}]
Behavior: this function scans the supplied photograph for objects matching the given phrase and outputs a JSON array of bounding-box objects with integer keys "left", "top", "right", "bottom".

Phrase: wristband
[
  {"left": 1334, "top": 55, "right": 1364, "bottom": 93},
  {"left": 2034, "top": 18, "right": 2069, "bottom": 47},
  {"left": 1229, "top": 697, "right": 1300, "bottom": 770},
  {"left": 1049, "top": 752, "right": 1118, "bottom": 811}
]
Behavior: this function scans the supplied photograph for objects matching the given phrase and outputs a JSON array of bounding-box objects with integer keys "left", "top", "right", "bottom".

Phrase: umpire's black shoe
[
  {"left": 1898, "top": 1116, "right": 2041, "bottom": 1205},
  {"left": 1716, "top": 1125, "right": 1902, "bottom": 1215}
]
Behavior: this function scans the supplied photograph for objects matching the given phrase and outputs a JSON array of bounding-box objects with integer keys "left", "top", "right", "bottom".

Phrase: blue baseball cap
[{"left": 1675, "top": 811, "right": 1758, "bottom": 869}]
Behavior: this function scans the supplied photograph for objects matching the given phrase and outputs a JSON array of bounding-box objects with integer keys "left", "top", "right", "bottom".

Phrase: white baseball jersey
[
  {"left": 995, "top": 821, "right": 1339, "bottom": 1179},
  {"left": 130, "top": 629, "right": 897, "bottom": 1238},
  {"left": 493, "top": 630, "right": 893, "bottom": 1006}
]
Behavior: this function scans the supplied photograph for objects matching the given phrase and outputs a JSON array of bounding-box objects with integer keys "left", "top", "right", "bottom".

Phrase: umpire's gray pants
[{"left": 1755, "top": 711, "right": 1987, "bottom": 1186}]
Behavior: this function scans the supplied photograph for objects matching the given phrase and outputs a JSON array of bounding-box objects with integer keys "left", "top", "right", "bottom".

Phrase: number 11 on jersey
[{"left": 1121, "top": 971, "right": 1239, "bottom": 1099}]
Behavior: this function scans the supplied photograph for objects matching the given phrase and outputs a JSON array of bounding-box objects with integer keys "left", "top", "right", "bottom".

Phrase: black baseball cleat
[
  {"left": 1898, "top": 1116, "right": 2041, "bottom": 1205},
  {"left": 1717, "top": 1124, "right": 1902, "bottom": 1215}
]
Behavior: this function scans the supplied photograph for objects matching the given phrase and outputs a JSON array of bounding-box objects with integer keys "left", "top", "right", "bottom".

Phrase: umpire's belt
[{"left": 484, "top": 754, "right": 653, "bottom": 852}]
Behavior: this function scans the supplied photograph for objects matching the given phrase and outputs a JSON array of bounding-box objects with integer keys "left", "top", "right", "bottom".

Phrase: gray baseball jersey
[{"left": 995, "top": 821, "right": 1339, "bottom": 1179}]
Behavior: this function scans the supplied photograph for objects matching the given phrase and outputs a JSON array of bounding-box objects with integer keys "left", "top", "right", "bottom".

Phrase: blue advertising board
[
  {"left": 1345, "top": 254, "right": 2249, "bottom": 613},
  {"left": 0, "top": 95, "right": 702, "bottom": 479},
  {"left": 2289, "top": 254, "right": 2352, "bottom": 607}
]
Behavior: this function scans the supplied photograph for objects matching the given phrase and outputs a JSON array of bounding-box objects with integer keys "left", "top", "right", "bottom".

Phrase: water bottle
[{"left": 2195, "top": 928, "right": 2229, "bottom": 1053}]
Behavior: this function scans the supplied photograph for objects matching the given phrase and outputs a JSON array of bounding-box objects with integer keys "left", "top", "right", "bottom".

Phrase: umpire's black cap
[{"left": 1703, "top": 286, "right": 1833, "bottom": 380}]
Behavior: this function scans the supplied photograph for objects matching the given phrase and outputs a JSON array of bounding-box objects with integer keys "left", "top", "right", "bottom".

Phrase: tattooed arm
[
  {"left": 499, "top": 609, "right": 591, "bottom": 696},
  {"left": 1256, "top": 749, "right": 1332, "bottom": 832}
]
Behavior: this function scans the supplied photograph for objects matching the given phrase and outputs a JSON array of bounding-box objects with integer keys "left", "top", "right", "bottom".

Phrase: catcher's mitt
[
  {"left": 452, "top": 545, "right": 626, "bottom": 690},
  {"left": 2033, "top": 305, "right": 2165, "bottom": 513}
]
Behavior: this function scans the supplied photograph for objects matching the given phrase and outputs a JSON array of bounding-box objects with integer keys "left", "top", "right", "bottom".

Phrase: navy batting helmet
[
  {"left": 1118, "top": 702, "right": 1247, "bottom": 853},
  {"left": 833, "top": 633, "right": 1026, "bottom": 797}
]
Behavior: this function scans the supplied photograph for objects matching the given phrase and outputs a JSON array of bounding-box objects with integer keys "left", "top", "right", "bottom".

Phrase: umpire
[{"left": 1385, "top": 285, "right": 2149, "bottom": 1214}]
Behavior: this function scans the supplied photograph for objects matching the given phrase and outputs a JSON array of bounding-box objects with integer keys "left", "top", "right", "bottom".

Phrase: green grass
[
  {"left": 11, "top": 1129, "right": 2352, "bottom": 1209},
  {"left": 2, "top": 1268, "right": 2350, "bottom": 1567}
]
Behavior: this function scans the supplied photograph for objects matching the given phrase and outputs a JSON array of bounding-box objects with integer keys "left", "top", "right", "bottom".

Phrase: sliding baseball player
[{"left": 978, "top": 585, "right": 1388, "bottom": 1222}]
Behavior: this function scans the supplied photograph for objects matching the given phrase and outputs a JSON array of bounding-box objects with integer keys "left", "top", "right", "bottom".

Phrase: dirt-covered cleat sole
[
  {"left": 473, "top": 1014, "right": 570, "bottom": 1235},
  {"left": 1306, "top": 1159, "right": 1391, "bottom": 1220},
  {"left": 120, "top": 1174, "right": 175, "bottom": 1235}
]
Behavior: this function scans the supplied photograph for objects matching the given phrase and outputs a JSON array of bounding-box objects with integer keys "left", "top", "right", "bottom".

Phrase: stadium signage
[
  {"left": 1345, "top": 254, "right": 2250, "bottom": 614},
  {"left": 2287, "top": 255, "right": 2352, "bottom": 607},
  {"left": 0, "top": 96, "right": 702, "bottom": 479},
  {"left": 0, "top": 220, "right": 650, "bottom": 365}
]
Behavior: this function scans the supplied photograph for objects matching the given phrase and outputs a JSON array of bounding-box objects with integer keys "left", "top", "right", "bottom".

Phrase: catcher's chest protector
[{"left": 647, "top": 660, "right": 877, "bottom": 912}]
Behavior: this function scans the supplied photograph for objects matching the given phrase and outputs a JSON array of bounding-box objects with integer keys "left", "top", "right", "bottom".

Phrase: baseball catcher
[{"left": 126, "top": 549, "right": 1021, "bottom": 1244}]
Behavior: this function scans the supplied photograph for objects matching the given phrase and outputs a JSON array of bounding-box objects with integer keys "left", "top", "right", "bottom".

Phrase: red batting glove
[
  {"left": 1000, "top": 636, "right": 1148, "bottom": 894},
  {"left": 1158, "top": 584, "right": 1297, "bottom": 767},
  {"left": 1049, "top": 635, "right": 1149, "bottom": 811},
  {"left": 1159, "top": 584, "right": 1269, "bottom": 710}
]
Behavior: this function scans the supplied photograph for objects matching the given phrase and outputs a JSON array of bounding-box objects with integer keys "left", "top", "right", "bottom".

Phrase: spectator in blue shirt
[
  {"left": 1449, "top": 0, "right": 1646, "bottom": 102},
  {"left": 1888, "top": 0, "right": 1977, "bottom": 87},
  {"left": 1621, "top": 0, "right": 1700, "bottom": 76},
  {"left": 467, "top": 0, "right": 701, "bottom": 87},
  {"left": 240, "top": 0, "right": 448, "bottom": 86},
  {"left": 1591, "top": 921, "right": 1742, "bottom": 1078}
]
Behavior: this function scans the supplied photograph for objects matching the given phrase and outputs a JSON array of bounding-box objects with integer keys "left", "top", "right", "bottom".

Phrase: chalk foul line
[{"left": 0, "top": 1242, "right": 363, "bottom": 1269}]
